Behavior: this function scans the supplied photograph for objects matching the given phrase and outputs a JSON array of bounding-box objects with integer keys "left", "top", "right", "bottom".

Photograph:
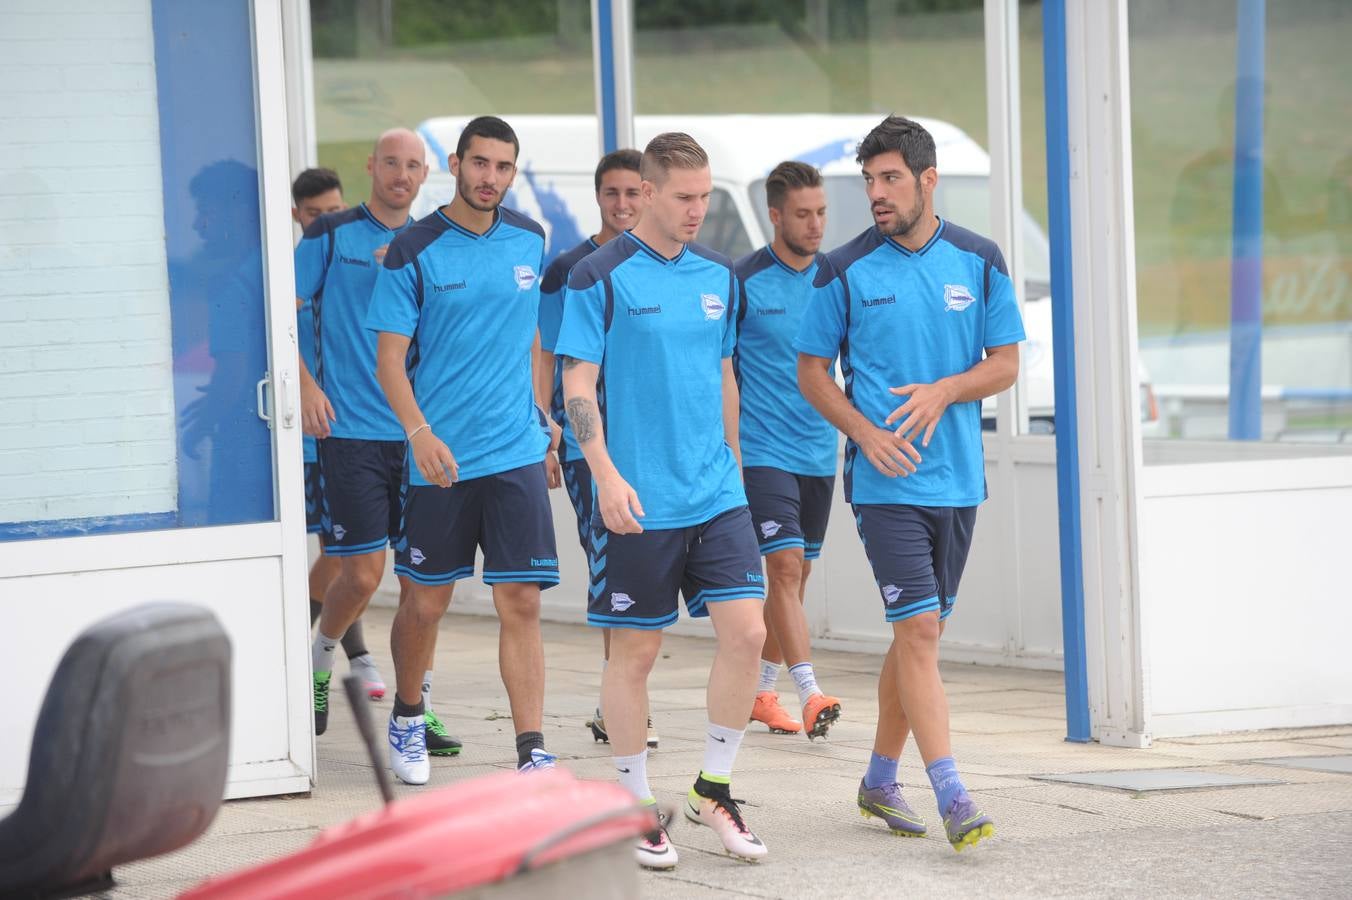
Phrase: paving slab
[
  {"left": 1032, "top": 769, "right": 1283, "bottom": 792},
  {"left": 1250, "top": 754, "right": 1352, "bottom": 775}
]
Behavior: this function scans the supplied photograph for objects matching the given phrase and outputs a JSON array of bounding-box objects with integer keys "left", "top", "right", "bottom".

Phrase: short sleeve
[
  {"left": 293, "top": 224, "right": 330, "bottom": 303},
  {"left": 722, "top": 274, "right": 739, "bottom": 359},
  {"left": 364, "top": 250, "right": 421, "bottom": 338},
  {"left": 538, "top": 282, "right": 565, "bottom": 352},
  {"left": 793, "top": 269, "right": 847, "bottom": 360},
  {"left": 983, "top": 251, "right": 1026, "bottom": 348},
  {"left": 554, "top": 264, "right": 607, "bottom": 365}
]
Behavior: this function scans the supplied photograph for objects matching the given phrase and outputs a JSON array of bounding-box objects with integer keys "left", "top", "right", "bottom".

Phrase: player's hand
[
  {"left": 411, "top": 429, "right": 458, "bottom": 487},
  {"left": 301, "top": 379, "right": 336, "bottom": 438},
  {"left": 885, "top": 381, "right": 955, "bottom": 448},
  {"left": 596, "top": 471, "right": 645, "bottom": 534},
  {"left": 852, "top": 424, "right": 922, "bottom": 478},
  {"left": 544, "top": 452, "right": 562, "bottom": 489},
  {"left": 548, "top": 419, "right": 563, "bottom": 454}
]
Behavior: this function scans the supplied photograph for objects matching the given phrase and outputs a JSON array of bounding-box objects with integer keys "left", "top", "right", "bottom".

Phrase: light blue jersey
[
  {"left": 295, "top": 204, "right": 412, "bottom": 441},
  {"left": 794, "top": 219, "right": 1025, "bottom": 507},
  {"left": 365, "top": 207, "right": 550, "bottom": 485},
  {"left": 734, "top": 246, "right": 838, "bottom": 477},
  {"left": 297, "top": 300, "right": 317, "bottom": 463},
  {"left": 538, "top": 237, "right": 599, "bottom": 463},
  {"left": 554, "top": 232, "right": 745, "bottom": 530}
]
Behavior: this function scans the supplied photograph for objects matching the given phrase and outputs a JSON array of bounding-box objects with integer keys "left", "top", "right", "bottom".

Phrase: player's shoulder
[
  {"left": 382, "top": 211, "right": 453, "bottom": 269},
  {"left": 685, "top": 241, "right": 734, "bottom": 274},
  {"left": 568, "top": 234, "right": 639, "bottom": 290},
  {"left": 816, "top": 227, "right": 883, "bottom": 288},
  {"left": 733, "top": 245, "right": 777, "bottom": 284},
  {"left": 541, "top": 238, "right": 599, "bottom": 292},
  {"left": 498, "top": 206, "right": 546, "bottom": 241},
  {"left": 300, "top": 205, "right": 366, "bottom": 242},
  {"left": 936, "top": 220, "right": 1008, "bottom": 274}
]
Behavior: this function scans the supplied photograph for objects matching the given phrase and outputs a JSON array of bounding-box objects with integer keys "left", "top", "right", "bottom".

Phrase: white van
[{"left": 413, "top": 114, "right": 1160, "bottom": 434}]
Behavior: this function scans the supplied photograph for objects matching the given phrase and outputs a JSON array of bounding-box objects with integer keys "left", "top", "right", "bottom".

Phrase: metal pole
[
  {"left": 1043, "top": 0, "right": 1091, "bottom": 743},
  {"left": 1228, "top": 0, "right": 1266, "bottom": 440},
  {"left": 590, "top": 0, "right": 635, "bottom": 155}
]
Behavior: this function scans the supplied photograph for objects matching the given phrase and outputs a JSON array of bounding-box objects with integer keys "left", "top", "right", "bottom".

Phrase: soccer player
[
  {"left": 297, "top": 131, "right": 461, "bottom": 759},
  {"left": 291, "top": 168, "right": 385, "bottom": 701},
  {"left": 557, "top": 133, "right": 769, "bottom": 869},
  {"left": 536, "top": 149, "right": 659, "bottom": 751},
  {"left": 795, "top": 116, "right": 1024, "bottom": 851},
  {"left": 734, "top": 161, "right": 842, "bottom": 740},
  {"left": 367, "top": 115, "right": 561, "bottom": 786}
]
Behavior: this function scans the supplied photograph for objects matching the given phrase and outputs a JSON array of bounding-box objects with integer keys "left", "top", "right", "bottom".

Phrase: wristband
[{"left": 407, "top": 423, "right": 431, "bottom": 441}]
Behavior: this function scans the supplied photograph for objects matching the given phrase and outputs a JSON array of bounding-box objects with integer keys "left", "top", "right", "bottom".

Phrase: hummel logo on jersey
[
  {"left": 514, "top": 265, "right": 538, "bottom": 291},
  {"left": 338, "top": 254, "right": 372, "bottom": 268},
  {"left": 760, "top": 520, "right": 782, "bottom": 538},
  {"left": 944, "top": 284, "right": 976, "bottom": 311},
  {"left": 862, "top": 294, "right": 896, "bottom": 308},
  {"left": 410, "top": 547, "right": 426, "bottom": 566},
  {"left": 332, "top": 524, "right": 346, "bottom": 540},
  {"left": 756, "top": 307, "right": 786, "bottom": 316},
  {"left": 610, "top": 592, "right": 635, "bottom": 612},
  {"left": 701, "top": 293, "right": 726, "bottom": 320},
  {"left": 433, "top": 280, "right": 467, "bottom": 293},
  {"left": 882, "top": 584, "right": 903, "bottom": 605},
  {"left": 628, "top": 304, "right": 662, "bottom": 317}
]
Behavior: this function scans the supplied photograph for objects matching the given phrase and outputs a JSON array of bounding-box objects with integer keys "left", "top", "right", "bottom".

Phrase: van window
[{"left": 700, "top": 188, "right": 753, "bottom": 259}]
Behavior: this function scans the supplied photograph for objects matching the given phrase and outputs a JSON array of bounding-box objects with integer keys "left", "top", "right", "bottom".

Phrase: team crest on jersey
[
  {"left": 943, "top": 284, "right": 976, "bottom": 312},
  {"left": 514, "top": 265, "right": 538, "bottom": 291},
  {"left": 760, "top": 520, "right": 782, "bottom": 538},
  {"left": 701, "top": 293, "right": 726, "bottom": 320},
  {"left": 882, "top": 584, "right": 904, "bottom": 605},
  {"left": 610, "top": 592, "right": 635, "bottom": 612},
  {"left": 410, "top": 547, "right": 426, "bottom": 566}
]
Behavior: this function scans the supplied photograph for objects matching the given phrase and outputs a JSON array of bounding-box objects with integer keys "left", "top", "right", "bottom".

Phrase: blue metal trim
[
  {"left": 0, "top": 512, "right": 179, "bottom": 542},
  {"left": 1228, "top": 0, "right": 1266, "bottom": 440},
  {"left": 596, "top": 0, "right": 618, "bottom": 153},
  {"left": 1043, "top": 0, "right": 1091, "bottom": 743}
]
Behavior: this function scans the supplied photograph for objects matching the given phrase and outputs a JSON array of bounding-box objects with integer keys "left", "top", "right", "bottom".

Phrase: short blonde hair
[{"left": 640, "top": 132, "right": 709, "bottom": 186}]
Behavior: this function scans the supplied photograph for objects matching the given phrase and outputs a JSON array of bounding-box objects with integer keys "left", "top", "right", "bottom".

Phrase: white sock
[
  {"left": 421, "top": 670, "right": 434, "bottom": 708},
  {"left": 312, "top": 631, "right": 340, "bottom": 675},
  {"left": 702, "top": 722, "right": 745, "bottom": 780},
  {"left": 757, "top": 659, "right": 781, "bottom": 693},
  {"left": 614, "top": 750, "right": 652, "bottom": 802},
  {"left": 598, "top": 659, "right": 607, "bottom": 716},
  {"left": 789, "top": 662, "right": 822, "bottom": 708}
]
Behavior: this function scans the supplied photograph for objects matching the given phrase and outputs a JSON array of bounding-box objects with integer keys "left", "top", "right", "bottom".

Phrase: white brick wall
[{"left": 0, "top": 2, "right": 178, "bottom": 526}]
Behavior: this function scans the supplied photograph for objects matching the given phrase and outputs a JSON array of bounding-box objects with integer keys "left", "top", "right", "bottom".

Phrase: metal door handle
[{"left": 256, "top": 372, "right": 273, "bottom": 428}]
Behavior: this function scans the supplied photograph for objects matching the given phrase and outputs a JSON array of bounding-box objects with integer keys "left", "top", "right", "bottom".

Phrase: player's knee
[
  {"left": 894, "top": 612, "right": 941, "bottom": 650},
  {"left": 341, "top": 554, "right": 385, "bottom": 597},
  {"left": 494, "top": 585, "right": 541, "bottom": 626},
  {"left": 765, "top": 550, "right": 804, "bottom": 588},
  {"left": 719, "top": 612, "right": 767, "bottom": 658}
]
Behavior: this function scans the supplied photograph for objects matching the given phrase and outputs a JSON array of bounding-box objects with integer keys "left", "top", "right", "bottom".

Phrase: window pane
[
  {"left": 0, "top": 0, "right": 275, "bottom": 540},
  {"left": 1130, "top": 0, "right": 1352, "bottom": 452}
]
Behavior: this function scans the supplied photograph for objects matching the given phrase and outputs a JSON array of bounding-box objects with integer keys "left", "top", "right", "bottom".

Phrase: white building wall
[{"left": 0, "top": 0, "right": 177, "bottom": 528}]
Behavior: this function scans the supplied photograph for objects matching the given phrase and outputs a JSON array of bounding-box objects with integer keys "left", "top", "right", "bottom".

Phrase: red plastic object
[{"left": 180, "top": 769, "right": 650, "bottom": 899}]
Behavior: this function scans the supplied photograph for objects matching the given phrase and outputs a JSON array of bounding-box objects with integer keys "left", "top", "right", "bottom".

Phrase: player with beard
[
  {"left": 795, "top": 116, "right": 1024, "bottom": 851},
  {"left": 367, "top": 116, "right": 561, "bottom": 785},
  {"left": 733, "top": 161, "right": 843, "bottom": 740}
]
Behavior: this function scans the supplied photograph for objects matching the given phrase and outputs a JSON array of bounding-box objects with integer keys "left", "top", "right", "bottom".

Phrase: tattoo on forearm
[
  {"left": 566, "top": 397, "right": 598, "bottom": 442},
  {"left": 561, "top": 355, "right": 584, "bottom": 370}
]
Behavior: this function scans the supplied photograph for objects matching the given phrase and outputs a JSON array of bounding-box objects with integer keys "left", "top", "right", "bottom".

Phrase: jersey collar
[
  {"left": 882, "top": 217, "right": 946, "bottom": 258},
  {"left": 766, "top": 245, "right": 819, "bottom": 277},
  {"left": 435, "top": 206, "right": 502, "bottom": 240},
  {"left": 358, "top": 202, "right": 411, "bottom": 233},
  {"left": 623, "top": 230, "right": 687, "bottom": 266}
]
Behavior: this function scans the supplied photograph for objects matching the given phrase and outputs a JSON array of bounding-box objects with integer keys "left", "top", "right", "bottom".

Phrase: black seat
[{"left": 0, "top": 602, "right": 232, "bottom": 898}]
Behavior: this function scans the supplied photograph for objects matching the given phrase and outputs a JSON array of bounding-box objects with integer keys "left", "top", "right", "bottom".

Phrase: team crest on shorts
[
  {"left": 760, "top": 520, "right": 781, "bottom": 538},
  {"left": 610, "top": 592, "right": 635, "bottom": 612},
  {"left": 943, "top": 284, "right": 975, "bottom": 312},
  {"left": 331, "top": 524, "right": 346, "bottom": 540},
  {"left": 701, "top": 293, "right": 726, "bottom": 320},
  {"left": 514, "top": 265, "right": 538, "bottom": 291},
  {"left": 882, "top": 584, "right": 904, "bottom": 605},
  {"left": 410, "top": 547, "right": 426, "bottom": 566}
]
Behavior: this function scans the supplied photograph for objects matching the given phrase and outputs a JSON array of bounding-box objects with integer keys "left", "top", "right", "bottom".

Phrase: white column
[
  {"left": 280, "top": 0, "right": 318, "bottom": 172},
  {"left": 1064, "top": 0, "right": 1151, "bottom": 747}
]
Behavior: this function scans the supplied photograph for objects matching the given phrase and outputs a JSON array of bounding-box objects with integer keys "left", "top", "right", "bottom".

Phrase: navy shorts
[
  {"left": 317, "top": 437, "right": 405, "bottom": 556},
  {"left": 587, "top": 505, "right": 765, "bottom": 630},
  {"left": 304, "top": 462, "right": 325, "bottom": 539},
  {"left": 561, "top": 457, "right": 595, "bottom": 555},
  {"left": 394, "top": 462, "right": 560, "bottom": 589},
  {"left": 852, "top": 504, "right": 977, "bottom": 623},
  {"left": 743, "top": 467, "right": 835, "bottom": 561}
]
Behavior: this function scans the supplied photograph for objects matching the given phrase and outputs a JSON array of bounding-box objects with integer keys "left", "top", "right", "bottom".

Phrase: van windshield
[{"left": 749, "top": 175, "right": 1050, "bottom": 287}]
